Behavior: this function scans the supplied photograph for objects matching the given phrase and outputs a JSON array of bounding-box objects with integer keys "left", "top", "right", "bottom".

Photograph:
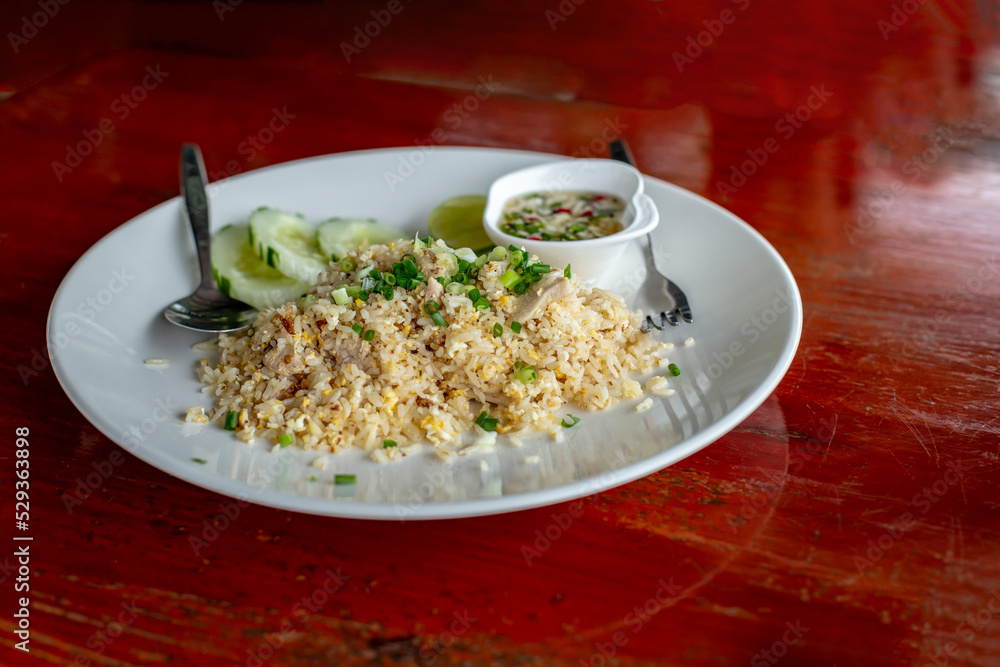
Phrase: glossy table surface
[{"left": 2, "top": 1, "right": 999, "bottom": 665}]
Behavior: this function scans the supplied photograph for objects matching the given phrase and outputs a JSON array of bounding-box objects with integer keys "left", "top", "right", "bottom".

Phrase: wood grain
[{"left": 1, "top": 1, "right": 999, "bottom": 665}]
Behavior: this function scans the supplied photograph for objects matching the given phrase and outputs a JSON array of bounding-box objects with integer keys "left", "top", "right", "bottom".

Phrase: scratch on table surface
[
  {"left": 921, "top": 415, "right": 941, "bottom": 466},
  {"left": 877, "top": 388, "right": 898, "bottom": 427},
  {"left": 821, "top": 413, "right": 838, "bottom": 466},
  {"left": 888, "top": 449, "right": 917, "bottom": 481},
  {"left": 892, "top": 406, "right": 937, "bottom": 465}
]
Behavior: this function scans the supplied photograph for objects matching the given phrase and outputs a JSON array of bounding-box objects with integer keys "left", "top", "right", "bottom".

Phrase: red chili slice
[
  {"left": 527, "top": 235, "right": 542, "bottom": 240},
  {"left": 592, "top": 195, "right": 605, "bottom": 201},
  {"left": 581, "top": 210, "right": 594, "bottom": 217},
  {"left": 554, "top": 207, "right": 572, "bottom": 213}
]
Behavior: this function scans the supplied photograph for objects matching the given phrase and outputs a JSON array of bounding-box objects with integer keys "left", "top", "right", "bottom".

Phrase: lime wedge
[{"left": 427, "top": 195, "right": 492, "bottom": 252}]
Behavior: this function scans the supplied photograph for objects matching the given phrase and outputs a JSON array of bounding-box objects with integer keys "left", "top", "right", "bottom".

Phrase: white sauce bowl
[{"left": 483, "top": 158, "right": 659, "bottom": 281}]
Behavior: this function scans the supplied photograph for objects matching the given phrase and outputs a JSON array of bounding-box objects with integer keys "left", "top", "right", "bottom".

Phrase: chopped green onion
[
  {"left": 383, "top": 439, "right": 397, "bottom": 448},
  {"left": 467, "top": 288, "right": 481, "bottom": 302},
  {"left": 473, "top": 298, "right": 490, "bottom": 311},
  {"left": 334, "top": 474, "right": 356, "bottom": 485},
  {"left": 475, "top": 254, "right": 489, "bottom": 268},
  {"left": 445, "top": 282, "right": 463, "bottom": 294},
  {"left": 493, "top": 323, "right": 503, "bottom": 337},
  {"left": 510, "top": 321, "right": 522, "bottom": 333},
  {"left": 425, "top": 300, "right": 440, "bottom": 314},
  {"left": 223, "top": 410, "right": 238, "bottom": 431},
  {"left": 246, "top": 327, "right": 255, "bottom": 337},
  {"left": 192, "top": 458, "right": 207, "bottom": 464},
  {"left": 346, "top": 285, "right": 361, "bottom": 298},
  {"left": 451, "top": 272, "right": 469, "bottom": 284},
  {"left": 352, "top": 323, "right": 363, "bottom": 335},
  {"left": 669, "top": 363, "right": 681, "bottom": 377},
  {"left": 461, "top": 284, "right": 478, "bottom": 295},
  {"left": 331, "top": 288, "right": 350, "bottom": 305},
  {"left": 358, "top": 290, "right": 369, "bottom": 302},
  {"left": 402, "top": 253, "right": 416, "bottom": 263},
  {"left": 436, "top": 275, "right": 450, "bottom": 287},
  {"left": 530, "top": 263, "right": 551, "bottom": 274},
  {"left": 382, "top": 286, "right": 394, "bottom": 301},
  {"left": 561, "top": 415, "right": 581, "bottom": 428},
  {"left": 509, "top": 250, "right": 524, "bottom": 267},
  {"left": 513, "top": 361, "right": 536, "bottom": 384},
  {"left": 564, "top": 265, "right": 572, "bottom": 278},
  {"left": 279, "top": 433, "right": 294, "bottom": 446},
  {"left": 384, "top": 274, "right": 396, "bottom": 285},
  {"left": 474, "top": 411, "right": 498, "bottom": 431},
  {"left": 499, "top": 269, "right": 522, "bottom": 289},
  {"left": 363, "top": 329, "right": 375, "bottom": 341},
  {"left": 489, "top": 247, "right": 508, "bottom": 261},
  {"left": 340, "top": 257, "right": 356, "bottom": 272},
  {"left": 430, "top": 312, "right": 447, "bottom": 327},
  {"left": 309, "top": 475, "right": 318, "bottom": 482},
  {"left": 403, "top": 259, "right": 419, "bottom": 275}
]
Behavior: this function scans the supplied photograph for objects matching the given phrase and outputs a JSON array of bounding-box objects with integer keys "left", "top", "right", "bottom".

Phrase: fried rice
[{"left": 195, "top": 239, "right": 668, "bottom": 461}]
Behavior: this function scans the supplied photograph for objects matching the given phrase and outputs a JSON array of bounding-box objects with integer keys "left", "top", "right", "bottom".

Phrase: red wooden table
[{"left": 2, "top": 1, "right": 1000, "bottom": 665}]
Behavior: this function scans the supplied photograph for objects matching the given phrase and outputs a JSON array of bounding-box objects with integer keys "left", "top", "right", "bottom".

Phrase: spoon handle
[{"left": 180, "top": 144, "right": 216, "bottom": 292}]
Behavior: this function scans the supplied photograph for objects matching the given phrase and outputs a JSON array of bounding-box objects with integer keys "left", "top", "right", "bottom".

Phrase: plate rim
[{"left": 47, "top": 146, "right": 803, "bottom": 520}]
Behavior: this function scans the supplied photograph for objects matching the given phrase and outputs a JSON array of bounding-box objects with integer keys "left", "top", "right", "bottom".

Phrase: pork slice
[{"left": 507, "top": 274, "right": 574, "bottom": 324}]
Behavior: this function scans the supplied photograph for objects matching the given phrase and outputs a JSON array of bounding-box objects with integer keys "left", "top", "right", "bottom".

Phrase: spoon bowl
[{"left": 164, "top": 144, "right": 258, "bottom": 333}]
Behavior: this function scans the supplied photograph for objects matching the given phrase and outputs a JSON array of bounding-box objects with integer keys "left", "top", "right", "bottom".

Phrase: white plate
[{"left": 48, "top": 147, "right": 802, "bottom": 520}]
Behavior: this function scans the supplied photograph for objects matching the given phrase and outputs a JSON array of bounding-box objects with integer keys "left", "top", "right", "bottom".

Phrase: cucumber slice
[
  {"left": 211, "top": 224, "right": 308, "bottom": 311},
  {"left": 248, "top": 207, "right": 329, "bottom": 284},
  {"left": 316, "top": 218, "right": 404, "bottom": 260}
]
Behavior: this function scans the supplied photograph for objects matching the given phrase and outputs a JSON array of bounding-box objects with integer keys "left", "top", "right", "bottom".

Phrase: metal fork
[{"left": 609, "top": 139, "right": 693, "bottom": 329}]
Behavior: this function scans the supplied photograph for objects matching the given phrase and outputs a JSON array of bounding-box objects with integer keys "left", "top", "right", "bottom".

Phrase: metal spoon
[{"left": 164, "top": 144, "right": 257, "bottom": 332}]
